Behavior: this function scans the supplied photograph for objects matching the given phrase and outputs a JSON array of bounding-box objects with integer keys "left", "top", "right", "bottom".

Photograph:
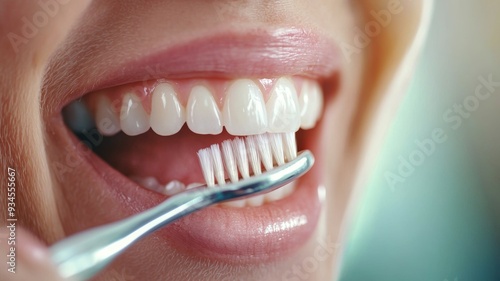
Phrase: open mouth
[
  {"left": 55, "top": 28, "right": 339, "bottom": 262},
  {"left": 73, "top": 75, "right": 323, "bottom": 205}
]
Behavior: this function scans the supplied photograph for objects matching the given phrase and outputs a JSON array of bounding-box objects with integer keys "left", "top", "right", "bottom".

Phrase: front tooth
[
  {"left": 120, "top": 93, "right": 150, "bottom": 136},
  {"left": 187, "top": 85, "right": 223, "bottom": 134},
  {"left": 264, "top": 186, "right": 285, "bottom": 202},
  {"left": 223, "top": 79, "right": 268, "bottom": 136},
  {"left": 150, "top": 83, "right": 185, "bottom": 136},
  {"left": 281, "top": 181, "right": 296, "bottom": 197},
  {"left": 95, "top": 96, "right": 121, "bottom": 136},
  {"left": 164, "top": 180, "right": 186, "bottom": 196},
  {"left": 130, "top": 176, "right": 162, "bottom": 191},
  {"left": 186, "top": 183, "right": 204, "bottom": 189},
  {"left": 247, "top": 194, "right": 265, "bottom": 207},
  {"left": 266, "top": 77, "right": 300, "bottom": 133},
  {"left": 265, "top": 181, "right": 295, "bottom": 202},
  {"left": 299, "top": 80, "right": 323, "bottom": 129}
]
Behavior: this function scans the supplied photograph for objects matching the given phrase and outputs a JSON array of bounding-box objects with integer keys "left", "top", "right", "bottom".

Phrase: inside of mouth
[
  {"left": 63, "top": 75, "right": 330, "bottom": 207},
  {"left": 95, "top": 127, "right": 244, "bottom": 187},
  {"left": 70, "top": 122, "right": 307, "bottom": 203}
]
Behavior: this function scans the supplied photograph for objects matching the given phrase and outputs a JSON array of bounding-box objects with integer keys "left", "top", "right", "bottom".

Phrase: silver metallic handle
[
  {"left": 50, "top": 151, "right": 314, "bottom": 281},
  {"left": 50, "top": 188, "right": 213, "bottom": 280}
]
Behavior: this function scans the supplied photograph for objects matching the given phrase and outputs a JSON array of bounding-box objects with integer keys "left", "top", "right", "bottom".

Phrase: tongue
[{"left": 94, "top": 126, "right": 234, "bottom": 185}]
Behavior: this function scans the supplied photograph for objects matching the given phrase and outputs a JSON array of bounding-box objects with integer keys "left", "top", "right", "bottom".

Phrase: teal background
[{"left": 340, "top": 1, "right": 500, "bottom": 280}]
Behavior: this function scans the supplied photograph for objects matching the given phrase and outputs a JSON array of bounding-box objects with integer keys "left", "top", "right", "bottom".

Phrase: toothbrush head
[
  {"left": 198, "top": 132, "right": 299, "bottom": 187},
  {"left": 196, "top": 133, "right": 314, "bottom": 201}
]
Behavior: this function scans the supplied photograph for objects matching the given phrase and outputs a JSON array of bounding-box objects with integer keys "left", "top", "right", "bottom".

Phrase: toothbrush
[{"left": 50, "top": 132, "right": 314, "bottom": 281}]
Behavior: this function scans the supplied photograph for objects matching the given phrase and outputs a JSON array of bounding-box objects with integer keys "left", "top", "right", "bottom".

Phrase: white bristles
[
  {"left": 269, "top": 133, "right": 285, "bottom": 166},
  {"left": 232, "top": 137, "right": 250, "bottom": 179},
  {"left": 255, "top": 134, "right": 273, "bottom": 171},
  {"left": 246, "top": 136, "right": 262, "bottom": 176},
  {"left": 197, "top": 133, "right": 298, "bottom": 187},
  {"left": 197, "top": 148, "right": 214, "bottom": 187},
  {"left": 283, "top": 132, "right": 297, "bottom": 161},
  {"left": 222, "top": 140, "right": 238, "bottom": 183},
  {"left": 210, "top": 144, "right": 226, "bottom": 185}
]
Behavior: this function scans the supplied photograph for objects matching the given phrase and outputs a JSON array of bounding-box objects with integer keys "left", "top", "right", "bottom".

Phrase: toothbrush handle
[
  {"left": 50, "top": 189, "right": 212, "bottom": 281},
  {"left": 50, "top": 151, "right": 313, "bottom": 281}
]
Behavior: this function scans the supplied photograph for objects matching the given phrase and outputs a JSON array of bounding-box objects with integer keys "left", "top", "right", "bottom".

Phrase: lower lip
[
  {"left": 164, "top": 178, "right": 322, "bottom": 262},
  {"left": 61, "top": 119, "right": 323, "bottom": 262}
]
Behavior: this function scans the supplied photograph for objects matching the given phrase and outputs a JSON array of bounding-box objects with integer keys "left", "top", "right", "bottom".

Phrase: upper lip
[
  {"left": 111, "top": 28, "right": 339, "bottom": 81},
  {"left": 46, "top": 27, "right": 339, "bottom": 113}
]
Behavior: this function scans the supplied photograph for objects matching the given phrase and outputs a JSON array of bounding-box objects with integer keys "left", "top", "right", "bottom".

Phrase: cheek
[
  {"left": 0, "top": 0, "right": 90, "bottom": 61},
  {"left": 0, "top": 0, "right": 91, "bottom": 243}
]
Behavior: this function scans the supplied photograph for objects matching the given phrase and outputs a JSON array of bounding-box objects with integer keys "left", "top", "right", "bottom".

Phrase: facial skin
[{"left": 0, "top": 1, "right": 426, "bottom": 280}]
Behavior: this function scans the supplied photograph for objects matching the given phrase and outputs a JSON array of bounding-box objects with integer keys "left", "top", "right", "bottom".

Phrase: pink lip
[
  {"left": 54, "top": 28, "right": 339, "bottom": 111},
  {"left": 119, "top": 28, "right": 339, "bottom": 79},
  {"left": 50, "top": 28, "right": 336, "bottom": 263},
  {"left": 165, "top": 173, "right": 323, "bottom": 261}
]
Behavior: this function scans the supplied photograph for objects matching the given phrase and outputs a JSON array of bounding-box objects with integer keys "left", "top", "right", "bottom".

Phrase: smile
[{"left": 55, "top": 28, "right": 340, "bottom": 262}]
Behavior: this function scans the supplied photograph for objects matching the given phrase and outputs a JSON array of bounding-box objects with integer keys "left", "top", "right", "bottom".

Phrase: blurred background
[{"left": 340, "top": 1, "right": 500, "bottom": 280}]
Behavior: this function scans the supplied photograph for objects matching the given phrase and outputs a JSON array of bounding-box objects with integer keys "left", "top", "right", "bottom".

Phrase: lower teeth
[
  {"left": 221, "top": 181, "right": 297, "bottom": 207},
  {"left": 129, "top": 176, "right": 296, "bottom": 207},
  {"left": 129, "top": 176, "right": 186, "bottom": 196}
]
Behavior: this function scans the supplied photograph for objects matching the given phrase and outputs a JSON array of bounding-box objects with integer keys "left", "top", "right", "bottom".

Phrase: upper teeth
[
  {"left": 150, "top": 83, "right": 186, "bottom": 136},
  {"left": 92, "top": 76, "right": 323, "bottom": 136}
]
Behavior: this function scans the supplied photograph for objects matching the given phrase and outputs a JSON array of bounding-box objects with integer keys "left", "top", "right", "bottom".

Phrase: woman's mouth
[
  {"left": 78, "top": 75, "right": 323, "bottom": 204},
  {"left": 54, "top": 28, "right": 339, "bottom": 263}
]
